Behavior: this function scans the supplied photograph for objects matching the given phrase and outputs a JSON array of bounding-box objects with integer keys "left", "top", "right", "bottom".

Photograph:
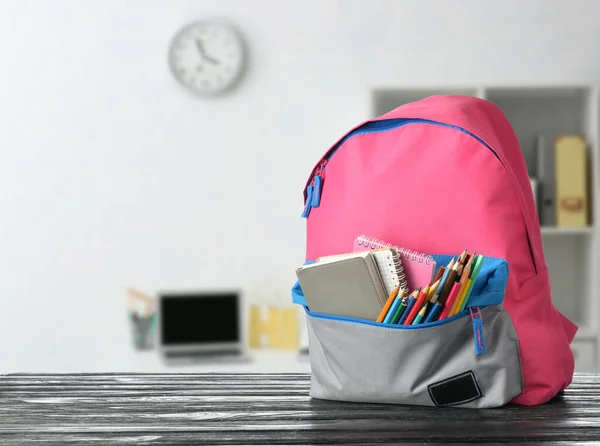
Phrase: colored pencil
[
  {"left": 377, "top": 285, "right": 401, "bottom": 323},
  {"left": 412, "top": 304, "right": 428, "bottom": 325},
  {"left": 458, "top": 255, "right": 486, "bottom": 312},
  {"left": 434, "top": 258, "right": 455, "bottom": 300},
  {"left": 398, "top": 291, "right": 418, "bottom": 325},
  {"left": 389, "top": 289, "right": 411, "bottom": 324},
  {"left": 449, "top": 255, "right": 474, "bottom": 316},
  {"left": 404, "top": 285, "right": 430, "bottom": 325},
  {"left": 427, "top": 279, "right": 441, "bottom": 301},
  {"left": 438, "top": 260, "right": 460, "bottom": 304},
  {"left": 452, "top": 251, "right": 477, "bottom": 314},
  {"left": 431, "top": 266, "right": 446, "bottom": 286},
  {"left": 424, "top": 295, "right": 442, "bottom": 323},
  {"left": 383, "top": 288, "right": 406, "bottom": 324},
  {"left": 463, "top": 252, "right": 475, "bottom": 278},
  {"left": 454, "top": 278, "right": 471, "bottom": 314},
  {"left": 458, "top": 249, "right": 468, "bottom": 265},
  {"left": 438, "top": 281, "right": 462, "bottom": 320},
  {"left": 462, "top": 253, "right": 471, "bottom": 267}
]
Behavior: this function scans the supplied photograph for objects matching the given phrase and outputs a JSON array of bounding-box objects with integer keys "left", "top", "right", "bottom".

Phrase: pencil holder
[
  {"left": 129, "top": 312, "right": 157, "bottom": 350},
  {"left": 126, "top": 288, "right": 157, "bottom": 350}
]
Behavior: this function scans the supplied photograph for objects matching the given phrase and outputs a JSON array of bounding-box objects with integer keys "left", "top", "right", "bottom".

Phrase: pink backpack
[{"left": 297, "top": 95, "right": 577, "bottom": 406}]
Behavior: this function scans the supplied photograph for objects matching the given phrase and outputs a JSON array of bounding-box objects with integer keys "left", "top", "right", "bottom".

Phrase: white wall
[{"left": 0, "top": 0, "right": 599, "bottom": 372}]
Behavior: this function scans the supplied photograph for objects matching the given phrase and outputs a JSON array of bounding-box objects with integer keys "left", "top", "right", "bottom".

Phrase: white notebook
[{"left": 316, "top": 248, "right": 407, "bottom": 296}]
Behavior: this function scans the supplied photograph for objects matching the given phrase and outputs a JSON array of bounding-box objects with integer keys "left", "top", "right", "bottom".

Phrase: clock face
[{"left": 168, "top": 22, "right": 246, "bottom": 96}]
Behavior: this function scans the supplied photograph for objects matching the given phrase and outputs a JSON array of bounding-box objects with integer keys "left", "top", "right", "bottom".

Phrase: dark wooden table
[{"left": 1, "top": 373, "right": 600, "bottom": 444}]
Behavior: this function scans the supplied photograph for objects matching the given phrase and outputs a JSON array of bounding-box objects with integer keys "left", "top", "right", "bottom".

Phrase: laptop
[{"left": 158, "top": 290, "right": 250, "bottom": 364}]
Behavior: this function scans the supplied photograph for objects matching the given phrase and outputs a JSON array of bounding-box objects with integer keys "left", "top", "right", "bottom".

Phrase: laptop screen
[{"left": 159, "top": 292, "right": 239, "bottom": 345}]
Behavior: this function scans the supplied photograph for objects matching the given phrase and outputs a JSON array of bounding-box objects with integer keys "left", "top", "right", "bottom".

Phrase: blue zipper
[
  {"left": 307, "top": 305, "right": 486, "bottom": 355},
  {"left": 302, "top": 118, "right": 498, "bottom": 218},
  {"left": 307, "top": 306, "right": 471, "bottom": 329},
  {"left": 327, "top": 118, "right": 499, "bottom": 162},
  {"left": 301, "top": 184, "right": 314, "bottom": 218}
]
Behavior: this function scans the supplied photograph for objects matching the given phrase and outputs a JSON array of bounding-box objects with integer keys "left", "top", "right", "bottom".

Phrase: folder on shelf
[
  {"left": 555, "top": 135, "right": 588, "bottom": 227},
  {"left": 536, "top": 134, "right": 555, "bottom": 226}
]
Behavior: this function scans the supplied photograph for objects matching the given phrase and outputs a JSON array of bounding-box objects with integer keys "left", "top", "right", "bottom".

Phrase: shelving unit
[
  {"left": 372, "top": 86, "right": 599, "bottom": 372},
  {"left": 541, "top": 227, "right": 593, "bottom": 235}
]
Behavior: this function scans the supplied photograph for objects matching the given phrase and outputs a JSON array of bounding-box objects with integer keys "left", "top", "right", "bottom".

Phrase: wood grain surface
[{"left": 1, "top": 373, "right": 600, "bottom": 444}]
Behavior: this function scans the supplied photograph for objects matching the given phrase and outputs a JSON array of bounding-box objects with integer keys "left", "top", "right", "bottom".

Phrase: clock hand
[
  {"left": 194, "top": 39, "right": 220, "bottom": 65},
  {"left": 204, "top": 55, "right": 220, "bottom": 65},
  {"left": 194, "top": 39, "right": 207, "bottom": 57}
]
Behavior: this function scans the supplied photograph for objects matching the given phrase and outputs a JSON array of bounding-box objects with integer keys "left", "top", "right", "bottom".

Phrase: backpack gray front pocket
[{"left": 306, "top": 304, "right": 523, "bottom": 408}]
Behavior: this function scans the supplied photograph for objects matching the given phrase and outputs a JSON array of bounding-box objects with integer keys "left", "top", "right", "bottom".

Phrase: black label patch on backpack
[{"left": 428, "top": 371, "right": 482, "bottom": 407}]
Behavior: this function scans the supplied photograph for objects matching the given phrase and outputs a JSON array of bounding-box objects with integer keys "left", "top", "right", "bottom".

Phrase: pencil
[
  {"left": 398, "top": 290, "right": 419, "bottom": 325},
  {"left": 438, "top": 260, "right": 460, "bottom": 304},
  {"left": 427, "top": 279, "right": 441, "bottom": 301},
  {"left": 453, "top": 253, "right": 477, "bottom": 314},
  {"left": 457, "top": 255, "right": 486, "bottom": 312},
  {"left": 434, "top": 258, "right": 455, "bottom": 300},
  {"left": 431, "top": 266, "right": 446, "bottom": 286},
  {"left": 469, "top": 251, "right": 477, "bottom": 268},
  {"left": 377, "top": 285, "right": 401, "bottom": 323},
  {"left": 403, "top": 285, "right": 430, "bottom": 325},
  {"left": 382, "top": 287, "right": 406, "bottom": 324},
  {"left": 438, "top": 281, "right": 462, "bottom": 320},
  {"left": 456, "top": 279, "right": 471, "bottom": 312},
  {"left": 470, "top": 254, "right": 483, "bottom": 280},
  {"left": 463, "top": 253, "right": 475, "bottom": 277},
  {"left": 390, "top": 289, "right": 414, "bottom": 323},
  {"left": 412, "top": 304, "right": 428, "bottom": 325},
  {"left": 458, "top": 249, "right": 468, "bottom": 265},
  {"left": 424, "top": 294, "right": 442, "bottom": 323},
  {"left": 449, "top": 255, "right": 474, "bottom": 316},
  {"left": 462, "top": 250, "right": 476, "bottom": 272}
]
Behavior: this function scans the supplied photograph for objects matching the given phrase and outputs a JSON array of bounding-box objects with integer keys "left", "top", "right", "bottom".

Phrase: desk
[
  {"left": 122, "top": 350, "right": 311, "bottom": 374},
  {"left": 1, "top": 374, "right": 600, "bottom": 444}
]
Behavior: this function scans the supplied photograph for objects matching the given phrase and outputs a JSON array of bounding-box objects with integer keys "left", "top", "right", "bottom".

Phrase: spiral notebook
[
  {"left": 317, "top": 248, "right": 407, "bottom": 296},
  {"left": 353, "top": 234, "right": 436, "bottom": 291}
]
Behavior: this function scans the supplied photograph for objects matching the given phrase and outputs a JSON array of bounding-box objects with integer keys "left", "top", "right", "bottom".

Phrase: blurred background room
[{"left": 0, "top": 0, "right": 599, "bottom": 373}]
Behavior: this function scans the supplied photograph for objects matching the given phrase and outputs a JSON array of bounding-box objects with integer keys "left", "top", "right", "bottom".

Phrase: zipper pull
[
  {"left": 311, "top": 174, "right": 322, "bottom": 208},
  {"left": 469, "top": 306, "right": 486, "bottom": 355},
  {"left": 301, "top": 184, "right": 314, "bottom": 218},
  {"left": 316, "top": 159, "right": 328, "bottom": 176},
  {"left": 310, "top": 160, "right": 327, "bottom": 209}
]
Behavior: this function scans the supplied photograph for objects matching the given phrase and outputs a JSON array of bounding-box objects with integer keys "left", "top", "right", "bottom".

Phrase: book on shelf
[{"left": 555, "top": 135, "right": 588, "bottom": 228}]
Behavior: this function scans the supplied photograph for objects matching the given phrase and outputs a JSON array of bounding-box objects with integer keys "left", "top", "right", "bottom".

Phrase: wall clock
[{"left": 168, "top": 21, "right": 246, "bottom": 96}]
